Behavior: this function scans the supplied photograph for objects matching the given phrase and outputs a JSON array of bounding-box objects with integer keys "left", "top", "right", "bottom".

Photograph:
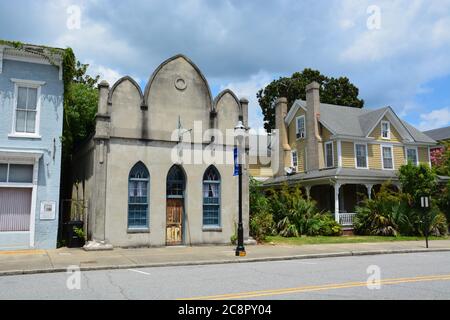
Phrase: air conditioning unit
[
  {"left": 296, "top": 132, "right": 305, "bottom": 139},
  {"left": 284, "top": 167, "right": 297, "bottom": 175}
]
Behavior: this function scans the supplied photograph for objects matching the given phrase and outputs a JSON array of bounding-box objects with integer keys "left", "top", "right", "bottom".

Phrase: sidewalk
[{"left": 1, "top": 240, "right": 450, "bottom": 276}]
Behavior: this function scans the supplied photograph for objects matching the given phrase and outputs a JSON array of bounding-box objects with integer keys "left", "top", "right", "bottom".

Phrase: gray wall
[{"left": 74, "top": 55, "right": 249, "bottom": 247}]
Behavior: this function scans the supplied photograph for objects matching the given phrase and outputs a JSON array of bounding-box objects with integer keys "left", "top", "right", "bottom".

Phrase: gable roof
[
  {"left": 285, "top": 100, "right": 436, "bottom": 144},
  {"left": 423, "top": 126, "right": 450, "bottom": 142}
]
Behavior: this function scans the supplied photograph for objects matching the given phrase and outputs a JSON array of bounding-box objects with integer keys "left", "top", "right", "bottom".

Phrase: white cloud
[
  {"left": 339, "top": 19, "right": 355, "bottom": 30},
  {"left": 220, "top": 71, "right": 273, "bottom": 131},
  {"left": 2, "top": 0, "right": 450, "bottom": 131},
  {"left": 418, "top": 107, "right": 450, "bottom": 130},
  {"left": 86, "top": 63, "right": 122, "bottom": 86}
]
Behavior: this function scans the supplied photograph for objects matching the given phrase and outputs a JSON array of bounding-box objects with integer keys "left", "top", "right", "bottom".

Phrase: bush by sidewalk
[
  {"left": 249, "top": 179, "right": 341, "bottom": 241},
  {"left": 354, "top": 164, "right": 448, "bottom": 237}
]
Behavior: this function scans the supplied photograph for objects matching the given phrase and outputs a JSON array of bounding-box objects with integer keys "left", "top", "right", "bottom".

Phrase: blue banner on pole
[{"left": 233, "top": 147, "right": 239, "bottom": 176}]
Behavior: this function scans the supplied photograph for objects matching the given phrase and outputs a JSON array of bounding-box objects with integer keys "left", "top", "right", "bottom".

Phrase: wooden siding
[
  {"left": 287, "top": 107, "right": 307, "bottom": 172},
  {"left": 369, "top": 116, "right": 402, "bottom": 142},
  {"left": 249, "top": 166, "right": 273, "bottom": 178},
  {"left": 341, "top": 141, "right": 355, "bottom": 168},
  {"left": 368, "top": 143, "right": 381, "bottom": 169},
  {"left": 393, "top": 145, "right": 406, "bottom": 169},
  {"left": 321, "top": 127, "right": 337, "bottom": 168}
]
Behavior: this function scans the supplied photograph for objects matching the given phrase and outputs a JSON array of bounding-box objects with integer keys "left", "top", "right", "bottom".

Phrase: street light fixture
[{"left": 234, "top": 120, "right": 246, "bottom": 257}]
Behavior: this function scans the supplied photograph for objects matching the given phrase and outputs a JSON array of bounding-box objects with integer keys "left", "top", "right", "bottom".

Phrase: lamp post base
[{"left": 235, "top": 247, "right": 246, "bottom": 257}]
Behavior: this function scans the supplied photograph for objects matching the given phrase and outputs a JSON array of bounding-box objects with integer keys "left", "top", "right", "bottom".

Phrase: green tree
[
  {"left": 398, "top": 163, "right": 437, "bottom": 208},
  {"left": 60, "top": 52, "right": 100, "bottom": 205},
  {"left": 62, "top": 60, "right": 99, "bottom": 161},
  {"left": 257, "top": 69, "right": 364, "bottom": 131}
]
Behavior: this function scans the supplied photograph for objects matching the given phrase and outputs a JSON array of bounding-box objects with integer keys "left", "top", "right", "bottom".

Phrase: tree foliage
[
  {"left": 354, "top": 164, "right": 448, "bottom": 237},
  {"left": 249, "top": 178, "right": 274, "bottom": 241},
  {"left": 431, "top": 142, "right": 450, "bottom": 176},
  {"left": 398, "top": 163, "right": 437, "bottom": 208},
  {"left": 62, "top": 59, "right": 100, "bottom": 161},
  {"left": 257, "top": 69, "right": 364, "bottom": 131}
]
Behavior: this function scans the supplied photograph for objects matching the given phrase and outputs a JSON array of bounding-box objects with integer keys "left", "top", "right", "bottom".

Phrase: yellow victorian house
[{"left": 263, "top": 82, "right": 439, "bottom": 228}]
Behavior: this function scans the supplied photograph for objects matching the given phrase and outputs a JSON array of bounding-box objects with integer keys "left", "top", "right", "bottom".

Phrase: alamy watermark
[
  {"left": 366, "top": 5, "right": 381, "bottom": 30},
  {"left": 66, "top": 5, "right": 81, "bottom": 30},
  {"left": 366, "top": 265, "right": 381, "bottom": 289},
  {"left": 66, "top": 265, "right": 81, "bottom": 290},
  {"left": 168, "top": 121, "right": 279, "bottom": 168}
]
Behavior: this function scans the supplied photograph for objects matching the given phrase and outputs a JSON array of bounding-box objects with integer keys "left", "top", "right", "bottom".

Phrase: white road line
[{"left": 127, "top": 269, "right": 151, "bottom": 275}]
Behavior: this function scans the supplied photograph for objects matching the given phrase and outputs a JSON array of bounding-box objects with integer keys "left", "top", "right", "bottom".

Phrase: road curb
[{"left": 1, "top": 247, "right": 449, "bottom": 277}]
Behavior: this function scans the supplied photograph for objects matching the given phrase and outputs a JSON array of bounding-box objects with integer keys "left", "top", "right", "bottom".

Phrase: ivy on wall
[{"left": 1, "top": 40, "right": 99, "bottom": 160}]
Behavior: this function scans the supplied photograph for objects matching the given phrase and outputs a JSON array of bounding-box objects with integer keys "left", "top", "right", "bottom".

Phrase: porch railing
[{"left": 339, "top": 212, "right": 357, "bottom": 227}]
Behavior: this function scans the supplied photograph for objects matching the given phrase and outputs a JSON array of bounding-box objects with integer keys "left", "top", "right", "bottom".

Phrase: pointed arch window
[
  {"left": 167, "top": 165, "right": 186, "bottom": 198},
  {"left": 128, "top": 162, "right": 149, "bottom": 229},
  {"left": 203, "top": 166, "right": 221, "bottom": 227}
]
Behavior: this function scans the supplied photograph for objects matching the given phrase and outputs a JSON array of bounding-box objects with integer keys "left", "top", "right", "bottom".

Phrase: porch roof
[
  {"left": 263, "top": 167, "right": 399, "bottom": 186},
  {"left": 263, "top": 168, "right": 450, "bottom": 187}
]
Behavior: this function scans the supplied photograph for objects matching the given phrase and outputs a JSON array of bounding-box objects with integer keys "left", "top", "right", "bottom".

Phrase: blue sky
[{"left": 1, "top": 0, "right": 450, "bottom": 131}]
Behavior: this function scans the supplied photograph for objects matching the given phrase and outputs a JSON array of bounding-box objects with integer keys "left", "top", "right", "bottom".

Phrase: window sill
[
  {"left": 127, "top": 228, "right": 150, "bottom": 234},
  {"left": 202, "top": 226, "right": 222, "bottom": 232},
  {"left": 8, "top": 133, "right": 41, "bottom": 140}
]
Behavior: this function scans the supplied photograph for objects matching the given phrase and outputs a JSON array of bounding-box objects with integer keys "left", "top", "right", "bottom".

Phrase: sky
[{"left": 1, "top": 0, "right": 450, "bottom": 131}]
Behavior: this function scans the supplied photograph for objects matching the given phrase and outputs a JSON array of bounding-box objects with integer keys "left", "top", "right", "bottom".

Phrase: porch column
[
  {"left": 334, "top": 182, "right": 341, "bottom": 223},
  {"left": 365, "top": 184, "right": 373, "bottom": 200},
  {"left": 305, "top": 186, "right": 311, "bottom": 199}
]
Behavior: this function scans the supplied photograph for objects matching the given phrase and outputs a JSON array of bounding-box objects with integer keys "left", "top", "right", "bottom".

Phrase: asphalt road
[{"left": 1, "top": 252, "right": 450, "bottom": 299}]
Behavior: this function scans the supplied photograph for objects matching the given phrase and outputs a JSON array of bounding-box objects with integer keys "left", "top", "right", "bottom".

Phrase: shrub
[
  {"left": 354, "top": 181, "right": 448, "bottom": 236},
  {"left": 270, "top": 183, "right": 341, "bottom": 237},
  {"left": 354, "top": 183, "right": 400, "bottom": 236},
  {"left": 250, "top": 210, "right": 274, "bottom": 241},
  {"left": 249, "top": 178, "right": 274, "bottom": 241}
]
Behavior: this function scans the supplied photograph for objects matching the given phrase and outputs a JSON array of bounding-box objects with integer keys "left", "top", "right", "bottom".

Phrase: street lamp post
[{"left": 234, "top": 121, "right": 246, "bottom": 257}]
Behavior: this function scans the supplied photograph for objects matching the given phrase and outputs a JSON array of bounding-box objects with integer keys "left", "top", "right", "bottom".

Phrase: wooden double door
[{"left": 166, "top": 198, "right": 183, "bottom": 245}]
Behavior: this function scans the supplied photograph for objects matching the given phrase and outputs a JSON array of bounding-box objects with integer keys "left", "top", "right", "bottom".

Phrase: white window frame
[
  {"left": 405, "top": 146, "right": 419, "bottom": 166},
  {"left": 9, "top": 79, "right": 45, "bottom": 139},
  {"left": 354, "top": 143, "right": 369, "bottom": 169},
  {"left": 296, "top": 115, "right": 305, "bottom": 140},
  {"left": 381, "top": 120, "right": 390, "bottom": 140},
  {"left": 324, "top": 141, "right": 334, "bottom": 168},
  {"left": 291, "top": 150, "right": 298, "bottom": 168},
  {"left": 381, "top": 144, "right": 395, "bottom": 170}
]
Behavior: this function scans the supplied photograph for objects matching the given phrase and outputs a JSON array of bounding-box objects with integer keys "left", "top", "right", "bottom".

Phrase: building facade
[
  {"left": 72, "top": 54, "right": 250, "bottom": 248},
  {"left": 263, "top": 82, "right": 438, "bottom": 227},
  {"left": 0, "top": 43, "right": 64, "bottom": 249}
]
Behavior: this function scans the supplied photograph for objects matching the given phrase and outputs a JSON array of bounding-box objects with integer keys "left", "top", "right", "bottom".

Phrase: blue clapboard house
[{"left": 0, "top": 42, "right": 64, "bottom": 249}]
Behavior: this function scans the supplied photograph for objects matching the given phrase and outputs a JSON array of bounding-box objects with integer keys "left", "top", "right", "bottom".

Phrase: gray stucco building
[{"left": 72, "top": 54, "right": 250, "bottom": 248}]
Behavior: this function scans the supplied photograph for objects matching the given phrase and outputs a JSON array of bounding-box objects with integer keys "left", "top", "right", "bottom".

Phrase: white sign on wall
[{"left": 40, "top": 201, "right": 56, "bottom": 220}]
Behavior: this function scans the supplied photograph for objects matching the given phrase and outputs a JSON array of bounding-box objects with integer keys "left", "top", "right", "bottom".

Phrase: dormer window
[
  {"left": 381, "top": 121, "right": 390, "bottom": 139},
  {"left": 296, "top": 115, "right": 305, "bottom": 139}
]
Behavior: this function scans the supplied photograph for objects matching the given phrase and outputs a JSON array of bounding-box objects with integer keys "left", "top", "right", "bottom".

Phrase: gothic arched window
[
  {"left": 128, "top": 162, "right": 149, "bottom": 229},
  {"left": 202, "top": 166, "right": 221, "bottom": 226}
]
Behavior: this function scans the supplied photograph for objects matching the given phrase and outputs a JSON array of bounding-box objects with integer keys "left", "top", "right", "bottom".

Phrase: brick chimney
[
  {"left": 274, "top": 97, "right": 291, "bottom": 176},
  {"left": 305, "top": 82, "right": 323, "bottom": 171}
]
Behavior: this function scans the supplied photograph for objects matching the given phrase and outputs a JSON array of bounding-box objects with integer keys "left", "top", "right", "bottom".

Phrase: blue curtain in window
[
  {"left": 128, "top": 162, "right": 149, "bottom": 229},
  {"left": 202, "top": 166, "right": 220, "bottom": 226}
]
